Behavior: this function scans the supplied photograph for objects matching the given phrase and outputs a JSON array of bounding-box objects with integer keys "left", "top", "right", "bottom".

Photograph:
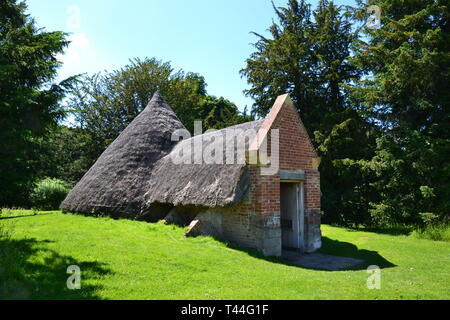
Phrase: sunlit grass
[{"left": 1, "top": 210, "right": 449, "bottom": 300}]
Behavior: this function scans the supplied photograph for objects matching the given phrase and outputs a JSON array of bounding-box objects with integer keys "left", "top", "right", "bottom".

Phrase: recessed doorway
[{"left": 280, "top": 182, "right": 305, "bottom": 252}]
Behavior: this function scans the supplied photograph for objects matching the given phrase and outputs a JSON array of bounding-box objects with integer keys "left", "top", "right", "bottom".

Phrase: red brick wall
[
  {"left": 273, "top": 102, "right": 318, "bottom": 172},
  {"left": 220, "top": 98, "right": 321, "bottom": 255},
  {"left": 305, "top": 170, "right": 321, "bottom": 211},
  {"left": 246, "top": 99, "right": 321, "bottom": 215}
]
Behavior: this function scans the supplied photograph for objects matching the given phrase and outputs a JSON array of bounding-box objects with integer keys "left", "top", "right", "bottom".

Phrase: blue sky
[{"left": 27, "top": 0, "right": 355, "bottom": 111}]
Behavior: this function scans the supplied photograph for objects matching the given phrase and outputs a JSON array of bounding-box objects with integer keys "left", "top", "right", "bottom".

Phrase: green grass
[{"left": 1, "top": 210, "right": 449, "bottom": 300}]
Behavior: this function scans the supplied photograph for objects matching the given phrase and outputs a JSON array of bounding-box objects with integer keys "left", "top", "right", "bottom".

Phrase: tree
[
  {"left": 350, "top": 0, "right": 450, "bottom": 225},
  {"left": 241, "top": 0, "right": 315, "bottom": 121},
  {"left": 67, "top": 57, "right": 251, "bottom": 173},
  {"left": 67, "top": 58, "right": 203, "bottom": 159},
  {"left": 200, "top": 96, "right": 254, "bottom": 131},
  {"left": 241, "top": 0, "right": 376, "bottom": 225},
  {"left": 0, "top": 0, "right": 71, "bottom": 206},
  {"left": 35, "top": 125, "right": 95, "bottom": 186}
]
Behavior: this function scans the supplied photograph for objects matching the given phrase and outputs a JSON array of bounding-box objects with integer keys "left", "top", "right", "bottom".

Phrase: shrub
[
  {"left": 30, "top": 178, "right": 70, "bottom": 211},
  {"left": 411, "top": 222, "right": 450, "bottom": 242},
  {"left": 0, "top": 220, "right": 14, "bottom": 242},
  {"left": 0, "top": 209, "right": 15, "bottom": 254},
  {"left": 418, "top": 212, "right": 439, "bottom": 225}
]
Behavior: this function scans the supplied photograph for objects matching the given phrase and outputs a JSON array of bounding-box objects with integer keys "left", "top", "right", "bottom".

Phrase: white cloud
[
  {"left": 56, "top": 32, "right": 98, "bottom": 80},
  {"left": 56, "top": 5, "right": 111, "bottom": 82}
]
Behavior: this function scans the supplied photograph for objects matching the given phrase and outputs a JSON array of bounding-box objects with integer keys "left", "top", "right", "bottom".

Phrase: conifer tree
[
  {"left": 351, "top": 0, "right": 450, "bottom": 224},
  {"left": 0, "top": 0, "right": 71, "bottom": 206},
  {"left": 242, "top": 0, "right": 376, "bottom": 225}
]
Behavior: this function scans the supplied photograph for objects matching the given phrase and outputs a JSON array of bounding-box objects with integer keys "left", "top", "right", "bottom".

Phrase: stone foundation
[
  {"left": 184, "top": 205, "right": 321, "bottom": 257},
  {"left": 304, "top": 209, "right": 322, "bottom": 253}
]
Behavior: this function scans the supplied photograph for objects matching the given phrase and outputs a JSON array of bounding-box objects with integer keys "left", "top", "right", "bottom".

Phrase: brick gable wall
[{"left": 217, "top": 95, "right": 322, "bottom": 256}]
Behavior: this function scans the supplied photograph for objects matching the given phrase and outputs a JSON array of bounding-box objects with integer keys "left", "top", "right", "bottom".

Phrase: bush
[
  {"left": 411, "top": 222, "right": 450, "bottom": 242},
  {"left": 30, "top": 178, "right": 70, "bottom": 211},
  {"left": 0, "top": 209, "right": 15, "bottom": 256},
  {"left": 418, "top": 212, "right": 439, "bottom": 225},
  {"left": 0, "top": 218, "right": 14, "bottom": 242}
]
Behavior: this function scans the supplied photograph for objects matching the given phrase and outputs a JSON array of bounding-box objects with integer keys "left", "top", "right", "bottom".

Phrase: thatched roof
[
  {"left": 141, "top": 120, "right": 264, "bottom": 211},
  {"left": 60, "top": 92, "right": 187, "bottom": 218}
]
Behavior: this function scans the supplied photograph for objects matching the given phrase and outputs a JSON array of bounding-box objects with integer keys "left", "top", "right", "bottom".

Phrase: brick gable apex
[{"left": 249, "top": 94, "right": 319, "bottom": 170}]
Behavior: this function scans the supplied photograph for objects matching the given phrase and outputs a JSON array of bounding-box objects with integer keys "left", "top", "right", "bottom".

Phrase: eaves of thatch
[{"left": 141, "top": 119, "right": 264, "bottom": 210}]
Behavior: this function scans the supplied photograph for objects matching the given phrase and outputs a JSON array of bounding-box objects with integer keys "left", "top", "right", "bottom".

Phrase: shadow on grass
[
  {"left": 223, "top": 241, "right": 284, "bottom": 263},
  {"left": 0, "top": 238, "right": 112, "bottom": 300},
  {"left": 333, "top": 224, "right": 413, "bottom": 237},
  {"left": 318, "top": 237, "right": 396, "bottom": 270},
  {"left": 222, "top": 237, "right": 396, "bottom": 271}
]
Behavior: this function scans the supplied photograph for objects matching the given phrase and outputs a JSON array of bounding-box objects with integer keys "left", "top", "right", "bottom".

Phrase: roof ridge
[{"left": 184, "top": 119, "right": 265, "bottom": 141}]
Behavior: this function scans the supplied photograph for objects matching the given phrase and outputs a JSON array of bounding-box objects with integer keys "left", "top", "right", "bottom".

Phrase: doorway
[{"left": 280, "top": 182, "right": 305, "bottom": 252}]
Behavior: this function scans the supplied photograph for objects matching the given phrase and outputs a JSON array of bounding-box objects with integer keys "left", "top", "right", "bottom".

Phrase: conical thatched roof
[{"left": 60, "top": 92, "right": 187, "bottom": 218}]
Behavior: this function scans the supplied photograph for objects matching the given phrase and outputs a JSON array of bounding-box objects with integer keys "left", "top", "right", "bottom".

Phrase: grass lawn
[{"left": 1, "top": 210, "right": 449, "bottom": 300}]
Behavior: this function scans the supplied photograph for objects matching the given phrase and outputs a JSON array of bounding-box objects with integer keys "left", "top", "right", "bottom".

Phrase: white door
[{"left": 280, "top": 182, "right": 305, "bottom": 252}]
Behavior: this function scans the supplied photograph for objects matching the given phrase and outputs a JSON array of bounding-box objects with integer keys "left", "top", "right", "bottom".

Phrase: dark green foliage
[
  {"left": 350, "top": 0, "right": 450, "bottom": 224},
  {"left": 35, "top": 126, "right": 98, "bottom": 186},
  {"left": 412, "top": 222, "right": 450, "bottom": 242},
  {"left": 30, "top": 178, "right": 70, "bottom": 210},
  {"left": 200, "top": 96, "right": 254, "bottom": 131},
  {"left": 0, "top": 0, "right": 72, "bottom": 207},
  {"left": 242, "top": 0, "right": 449, "bottom": 226},
  {"left": 242, "top": 0, "right": 376, "bottom": 226}
]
